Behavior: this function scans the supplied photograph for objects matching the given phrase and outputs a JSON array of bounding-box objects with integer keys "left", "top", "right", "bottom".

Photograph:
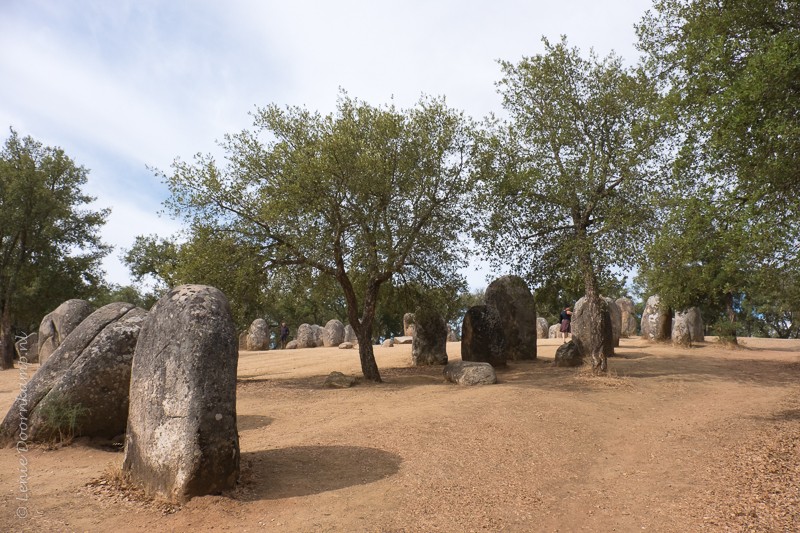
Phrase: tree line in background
[{"left": 1, "top": 0, "right": 798, "bottom": 374}]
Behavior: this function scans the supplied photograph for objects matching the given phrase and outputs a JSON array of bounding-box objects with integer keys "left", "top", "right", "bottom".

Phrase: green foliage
[
  {"left": 0, "top": 128, "right": 109, "bottom": 368},
  {"left": 37, "top": 393, "right": 91, "bottom": 444},
  {"left": 90, "top": 284, "right": 158, "bottom": 311},
  {"left": 474, "top": 37, "right": 664, "bottom": 300},
  {"left": 158, "top": 93, "right": 475, "bottom": 380}
]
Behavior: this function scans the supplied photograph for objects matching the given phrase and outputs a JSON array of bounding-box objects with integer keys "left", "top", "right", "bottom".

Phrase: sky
[{"left": 0, "top": 0, "right": 653, "bottom": 289}]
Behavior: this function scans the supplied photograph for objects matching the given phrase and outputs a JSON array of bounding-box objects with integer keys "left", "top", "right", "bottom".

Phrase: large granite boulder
[
  {"left": 403, "top": 313, "right": 415, "bottom": 337},
  {"left": 536, "top": 318, "right": 549, "bottom": 340},
  {"left": 14, "top": 332, "right": 39, "bottom": 363},
  {"left": 323, "top": 371, "right": 357, "bottom": 388},
  {"left": 343, "top": 325, "right": 358, "bottom": 344},
  {"left": 461, "top": 305, "right": 506, "bottom": 367},
  {"left": 572, "top": 296, "right": 614, "bottom": 359},
  {"left": 1, "top": 303, "right": 146, "bottom": 445},
  {"left": 678, "top": 307, "right": 704, "bottom": 342},
  {"left": 296, "top": 324, "right": 316, "bottom": 348},
  {"left": 123, "top": 285, "right": 239, "bottom": 504},
  {"left": 603, "top": 297, "right": 622, "bottom": 347},
  {"left": 484, "top": 275, "right": 537, "bottom": 360},
  {"left": 548, "top": 324, "right": 561, "bottom": 339},
  {"left": 323, "top": 319, "right": 345, "bottom": 347},
  {"left": 38, "top": 299, "right": 94, "bottom": 365},
  {"left": 312, "top": 324, "right": 324, "bottom": 347},
  {"left": 443, "top": 361, "right": 497, "bottom": 385},
  {"left": 411, "top": 308, "right": 448, "bottom": 366},
  {"left": 616, "top": 297, "right": 637, "bottom": 337},
  {"left": 553, "top": 341, "right": 583, "bottom": 367},
  {"left": 641, "top": 295, "right": 671, "bottom": 341},
  {"left": 672, "top": 315, "right": 691, "bottom": 347},
  {"left": 245, "top": 318, "right": 270, "bottom": 351}
]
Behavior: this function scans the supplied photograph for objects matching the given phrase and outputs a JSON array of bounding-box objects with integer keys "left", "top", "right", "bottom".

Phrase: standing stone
[
  {"left": 123, "top": 285, "right": 239, "bottom": 504},
  {"left": 672, "top": 315, "right": 691, "bottom": 347},
  {"left": 38, "top": 299, "right": 94, "bottom": 365},
  {"left": 411, "top": 308, "right": 448, "bottom": 366},
  {"left": 641, "top": 295, "right": 671, "bottom": 341},
  {"left": 536, "top": 318, "right": 549, "bottom": 340},
  {"left": 549, "top": 324, "right": 561, "bottom": 339},
  {"left": 553, "top": 340, "right": 583, "bottom": 367},
  {"left": 14, "top": 332, "right": 39, "bottom": 363},
  {"left": 312, "top": 324, "right": 324, "bottom": 347},
  {"left": 382, "top": 338, "right": 394, "bottom": 348},
  {"left": 484, "top": 275, "right": 537, "bottom": 360},
  {"left": 344, "top": 325, "right": 358, "bottom": 344},
  {"left": 1, "top": 303, "right": 146, "bottom": 444},
  {"left": 245, "top": 318, "right": 270, "bottom": 351},
  {"left": 296, "top": 324, "right": 316, "bottom": 348},
  {"left": 603, "top": 297, "right": 622, "bottom": 347},
  {"left": 572, "top": 296, "right": 614, "bottom": 359},
  {"left": 285, "top": 340, "right": 299, "bottom": 350},
  {"left": 678, "top": 307, "right": 704, "bottom": 342},
  {"left": 238, "top": 331, "right": 248, "bottom": 351},
  {"left": 403, "top": 313, "right": 416, "bottom": 337},
  {"left": 323, "top": 319, "right": 345, "bottom": 347},
  {"left": 616, "top": 297, "right": 637, "bottom": 337},
  {"left": 461, "top": 305, "right": 506, "bottom": 367}
]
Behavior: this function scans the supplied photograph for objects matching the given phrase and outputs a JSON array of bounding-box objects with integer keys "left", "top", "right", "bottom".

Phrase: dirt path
[{"left": 1, "top": 337, "right": 798, "bottom": 532}]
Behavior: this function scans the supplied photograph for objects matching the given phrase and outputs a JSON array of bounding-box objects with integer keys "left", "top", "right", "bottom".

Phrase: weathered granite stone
[
  {"left": 461, "top": 305, "right": 506, "bottom": 367},
  {"left": 616, "top": 297, "right": 637, "bottom": 337},
  {"left": 603, "top": 297, "right": 622, "bottom": 347},
  {"left": 122, "top": 285, "right": 239, "bottom": 504},
  {"left": 296, "top": 324, "right": 316, "bottom": 348},
  {"left": 394, "top": 336, "right": 413, "bottom": 344},
  {"left": 549, "top": 324, "right": 561, "bottom": 339},
  {"left": 343, "top": 324, "right": 358, "bottom": 344},
  {"left": 323, "top": 319, "right": 345, "bottom": 347},
  {"left": 38, "top": 299, "right": 94, "bottom": 365},
  {"left": 641, "top": 295, "right": 671, "bottom": 341},
  {"left": 443, "top": 361, "right": 497, "bottom": 385},
  {"left": 312, "top": 324, "right": 324, "bottom": 347},
  {"left": 572, "top": 296, "right": 615, "bottom": 359},
  {"left": 536, "top": 317, "right": 549, "bottom": 341},
  {"left": 382, "top": 338, "right": 394, "bottom": 347},
  {"left": 338, "top": 342, "right": 354, "bottom": 349},
  {"left": 411, "top": 308, "right": 448, "bottom": 366},
  {"left": 285, "top": 340, "right": 299, "bottom": 349},
  {"left": 484, "top": 275, "right": 537, "bottom": 360},
  {"left": 323, "top": 371, "right": 357, "bottom": 388},
  {"left": 677, "top": 307, "right": 704, "bottom": 343},
  {"left": 553, "top": 341, "right": 583, "bottom": 367},
  {"left": 14, "top": 332, "right": 39, "bottom": 363},
  {"left": 1, "top": 303, "right": 146, "bottom": 444},
  {"left": 672, "top": 315, "right": 691, "bottom": 347},
  {"left": 245, "top": 318, "right": 270, "bottom": 351}
]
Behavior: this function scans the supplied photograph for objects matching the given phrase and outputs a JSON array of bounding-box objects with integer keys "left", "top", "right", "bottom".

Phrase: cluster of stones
[
  {"left": 1, "top": 285, "right": 241, "bottom": 504},
  {"left": 460, "top": 275, "right": 537, "bottom": 370},
  {"left": 283, "top": 320, "right": 358, "bottom": 350},
  {"left": 641, "top": 295, "right": 704, "bottom": 346}
]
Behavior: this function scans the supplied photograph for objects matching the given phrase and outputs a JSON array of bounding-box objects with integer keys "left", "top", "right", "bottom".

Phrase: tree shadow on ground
[{"left": 235, "top": 445, "right": 402, "bottom": 501}]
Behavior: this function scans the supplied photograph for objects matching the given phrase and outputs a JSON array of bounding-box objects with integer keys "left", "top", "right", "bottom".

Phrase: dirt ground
[{"left": 1, "top": 336, "right": 798, "bottom": 532}]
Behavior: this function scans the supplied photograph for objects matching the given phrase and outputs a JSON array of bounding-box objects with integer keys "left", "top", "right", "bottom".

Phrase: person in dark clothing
[
  {"left": 559, "top": 306, "right": 573, "bottom": 342},
  {"left": 280, "top": 322, "right": 289, "bottom": 349}
]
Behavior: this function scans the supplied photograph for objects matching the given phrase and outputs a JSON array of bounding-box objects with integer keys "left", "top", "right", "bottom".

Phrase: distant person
[
  {"left": 280, "top": 322, "right": 289, "bottom": 349},
  {"left": 560, "top": 306, "right": 573, "bottom": 342}
]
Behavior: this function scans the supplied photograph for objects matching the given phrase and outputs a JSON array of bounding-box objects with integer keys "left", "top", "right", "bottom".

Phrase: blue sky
[{"left": 0, "top": 0, "right": 651, "bottom": 289}]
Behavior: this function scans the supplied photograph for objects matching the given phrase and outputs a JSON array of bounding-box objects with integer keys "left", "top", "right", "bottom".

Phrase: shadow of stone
[
  {"left": 236, "top": 445, "right": 402, "bottom": 500},
  {"left": 237, "top": 415, "right": 273, "bottom": 431},
  {"left": 757, "top": 408, "right": 800, "bottom": 422}
]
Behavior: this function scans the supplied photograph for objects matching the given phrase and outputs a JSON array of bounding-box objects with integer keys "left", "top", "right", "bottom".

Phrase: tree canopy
[
  {"left": 0, "top": 129, "right": 109, "bottom": 369},
  {"left": 473, "top": 37, "right": 664, "bottom": 370},
  {"left": 161, "top": 93, "right": 474, "bottom": 381}
]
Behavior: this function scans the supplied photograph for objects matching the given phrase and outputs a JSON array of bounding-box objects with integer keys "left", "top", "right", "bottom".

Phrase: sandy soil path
[{"left": 1, "top": 337, "right": 798, "bottom": 532}]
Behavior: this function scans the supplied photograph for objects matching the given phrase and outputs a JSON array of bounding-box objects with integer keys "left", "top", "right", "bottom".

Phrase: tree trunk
[
  {"left": 0, "top": 307, "right": 15, "bottom": 370},
  {"left": 355, "top": 328, "right": 382, "bottom": 382},
  {"left": 338, "top": 273, "right": 383, "bottom": 383},
  {"left": 721, "top": 292, "right": 738, "bottom": 345}
]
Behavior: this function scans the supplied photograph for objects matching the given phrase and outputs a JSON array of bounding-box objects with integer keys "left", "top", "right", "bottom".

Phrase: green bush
[{"left": 37, "top": 394, "right": 91, "bottom": 444}]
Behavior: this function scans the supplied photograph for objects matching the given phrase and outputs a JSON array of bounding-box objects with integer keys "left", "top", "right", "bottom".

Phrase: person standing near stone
[
  {"left": 559, "top": 306, "right": 573, "bottom": 342},
  {"left": 280, "top": 322, "right": 289, "bottom": 349}
]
